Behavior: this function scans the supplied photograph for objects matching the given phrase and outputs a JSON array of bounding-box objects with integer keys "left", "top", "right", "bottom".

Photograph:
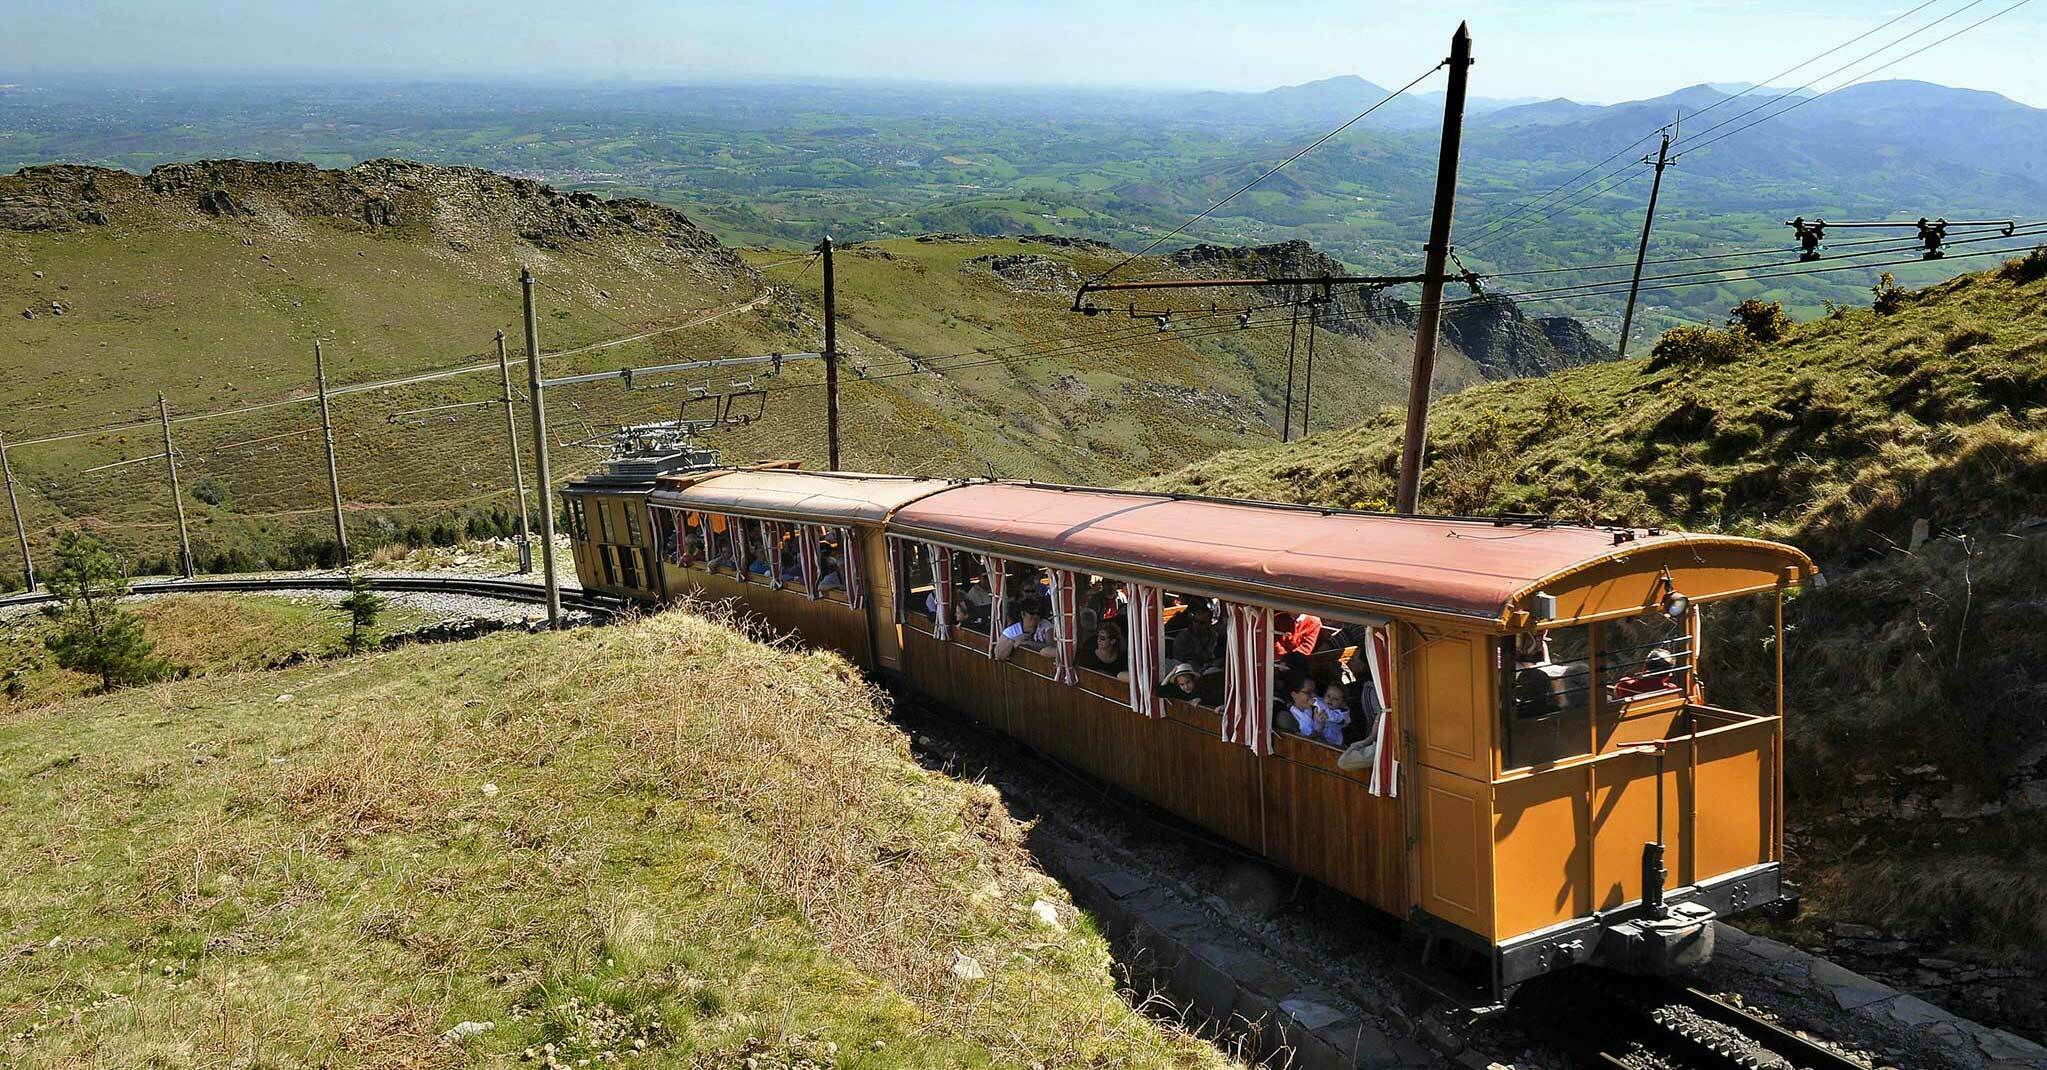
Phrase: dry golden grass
[{"left": 0, "top": 605, "right": 1229, "bottom": 1069}]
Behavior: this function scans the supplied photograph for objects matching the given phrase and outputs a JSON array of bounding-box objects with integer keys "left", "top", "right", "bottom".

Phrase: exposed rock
[
  {"left": 1442, "top": 295, "right": 1615, "bottom": 379},
  {"left": 198, "top": 189, "right": 243, "bottom": 216},
  {"left": 1167, "top": 239, "right": 1613, "bottom": 381},
  {"left": 0, "top": 159, "right": 752, "bottom": 283},
  {"left": 963, "top": 252, "right": 1078, "bottom": 294},
  {"left": 948, "top": 951, "right": 986, "bottom": 980}
]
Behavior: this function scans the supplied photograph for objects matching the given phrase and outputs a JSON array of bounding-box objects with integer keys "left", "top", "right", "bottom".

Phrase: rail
[
  {"left": 1521, "top": 969, "right": 1872, "bottom": 1069},
  {"left": 0, "top": 573, "right": 631, "bottom": 620}
]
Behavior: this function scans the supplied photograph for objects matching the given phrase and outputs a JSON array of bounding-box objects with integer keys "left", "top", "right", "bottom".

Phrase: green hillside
[
  {"left": 0, "top": 606, "right": 1225, "bottom": 1068},
  {"left": 1148, "top": 253, "right": 2047, "bottom": 975},
  {"left": 1, "top": 159, "right": 1495, "bottom": 579}
]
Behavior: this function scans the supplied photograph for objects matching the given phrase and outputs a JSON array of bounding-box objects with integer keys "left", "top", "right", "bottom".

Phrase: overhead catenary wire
[
  {"left": 1462, "top": 0, "right": 2011, "bottom": 255},
  {"left": 1673, "top": 0, "right": 2036, "bottom": 160},
  {"left": 1455, "top": 0, "right": 1948, "bottom": 244}
]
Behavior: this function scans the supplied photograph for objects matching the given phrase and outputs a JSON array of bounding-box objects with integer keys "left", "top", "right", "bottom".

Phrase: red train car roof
[
  {"left": 651, "top": 468, "right": 955, "bottom": 526},
  {"left": 890, "top": 482, "right": 1805, "bottom": 622}
]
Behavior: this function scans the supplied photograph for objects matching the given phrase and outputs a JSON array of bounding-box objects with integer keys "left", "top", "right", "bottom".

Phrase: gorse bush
[
  {"left": 1645, "top": 324, "right": 1749, "bottom": 370},
  {"left": 1727, "top": 298, "right": 1792, "bottom": 343}
]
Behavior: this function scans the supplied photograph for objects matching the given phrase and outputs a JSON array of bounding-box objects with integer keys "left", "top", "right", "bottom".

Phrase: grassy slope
[
  {"left": 0, "top": 608, "right": 1225, "bottom": 1069},
  {"left": 0, "top": 163, "right": 1479, "bottom": 576},
  {"left": 1147, "top": 254, "right": 2047, "bottom": 957},
  {"left": 1, "top": 593, "right": 431, "bottom": 708}
]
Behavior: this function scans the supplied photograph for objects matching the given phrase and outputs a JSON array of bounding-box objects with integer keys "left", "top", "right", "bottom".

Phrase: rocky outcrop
[
  {"left": 1443, "top": 295, "right": 1615, "bottom": 378},
  {"left": 0, "top": 158, "right": 749, "bottom": 279},
  {"left": 1168, "top": 240, "right": 1613, "bottom": 380},
  {"left": 964, "top": 252, "right": 1081, "bottom": 294}
]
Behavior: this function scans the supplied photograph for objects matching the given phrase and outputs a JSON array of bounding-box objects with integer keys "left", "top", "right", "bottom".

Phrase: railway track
[
  {"left": 0, "top": 573, "right": 631, "bottom": 619},
  {"left": 1519, "top": 969, "right": 1874, "bottom": 1070}
]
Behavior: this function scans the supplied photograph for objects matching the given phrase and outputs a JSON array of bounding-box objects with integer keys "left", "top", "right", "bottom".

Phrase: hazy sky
[{"left": 5, "top": 0, "right": 2044, "bottom": 107}]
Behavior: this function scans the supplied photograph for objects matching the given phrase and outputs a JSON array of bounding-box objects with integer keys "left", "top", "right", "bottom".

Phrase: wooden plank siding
[{"left": 894, "top": 620, "right": 1410, "bottom": 919}]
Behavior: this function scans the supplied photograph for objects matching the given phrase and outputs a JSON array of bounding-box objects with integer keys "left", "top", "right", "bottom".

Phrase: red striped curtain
[
  {"left": 797, "top": 525, "right": 822, "bottom": 598},
  {"left": 841, "top": 527, "right": 866, "bottom": 611},
  {"left": 980, "top": 554, "right": 1008, "bottom": 657},
  {"left": 1048, "top": 569, "right": 1080, "bottom": 684},
  {"left": 932, "top": 546, "right": 955, "bottom": 641},
  {"left": 1366, "top": 624, "right": 1399, "bottom": 797},
  {"left": 1125, "top": 584, "right": 1163, "bottom": 717},
  {"left": 1223, "top": 603, "right": 1275, "bottom": 755}
]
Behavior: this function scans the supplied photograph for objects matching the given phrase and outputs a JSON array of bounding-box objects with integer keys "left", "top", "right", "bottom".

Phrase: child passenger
[{"left": 1314, "top": 682, "right": 1355, "bottom": 747}]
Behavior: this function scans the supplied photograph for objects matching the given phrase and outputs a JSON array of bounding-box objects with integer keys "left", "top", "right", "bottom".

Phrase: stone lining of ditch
[
  {"left": 1029, "top": 826, "right": 1442, "bottom": 1070},
  {"left": 1705, "top": 924, "right": 2047, "bottom": 1070}
]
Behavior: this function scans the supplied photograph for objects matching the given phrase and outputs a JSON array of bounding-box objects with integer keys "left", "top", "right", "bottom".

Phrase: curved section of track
[
  {"left": 1518, "top": 970, "right": 1872, "bottom": 1070},
  {"left": 0, "top": 574, "right": 631, "bottom": 619}
]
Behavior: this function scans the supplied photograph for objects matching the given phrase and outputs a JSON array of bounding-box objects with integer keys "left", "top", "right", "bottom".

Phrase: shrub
[
  {"left": 1727, "top": 298, "right": 1792, "bottom": 342},
  {"left": 42, "top": 533, "right": 170, "bottom": 691},
  {"left": 1872, "top": 271, "right": 1910, "bottom": 314},
  {"left": 1645, "top": 325, "right": 1748, "bottom": 370},
  {"left": 191, "top": 475, "right": 230, "bottom": 507},
  {"left": 1999, "top": 245, "right": 2047, "bottom": 284}
]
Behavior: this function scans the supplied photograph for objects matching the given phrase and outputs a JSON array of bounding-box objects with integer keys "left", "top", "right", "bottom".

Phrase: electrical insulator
[{"left": 1917, "top": 217, "right": 1948, "bottom": 260}]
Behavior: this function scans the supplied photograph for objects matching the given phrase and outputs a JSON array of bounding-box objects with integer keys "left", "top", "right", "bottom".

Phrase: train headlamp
[{"left": 1653, "top": 567, "right": 1689, "bottom": 620}]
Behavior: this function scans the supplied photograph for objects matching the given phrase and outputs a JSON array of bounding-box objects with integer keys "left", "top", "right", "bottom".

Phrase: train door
[{"left": 860, "top": 527, "right": 902, "bottom": 670}]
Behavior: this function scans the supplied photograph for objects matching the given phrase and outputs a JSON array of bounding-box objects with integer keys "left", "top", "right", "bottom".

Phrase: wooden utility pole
[
  {"left": 820, "top": 235, "right": 841, "bottom": 470},
  {"left": 521, "top": 268, "right": 561, "bottom": 627},
  {"left": 1617, "top": 128, "right": 1674, "bottom": 358},
  {"left": 1281, "top": 296, "right": 1301, "bottom": 443},
  {"left": 1300, "top": 299, "right": 1320, "bottom": 438},
  {"left": 495, "top": 330, "right": 532, "bottom": 574},
  {"left": 157, "top": 392, "right": 194, "bottom": 578},
  {"left": 1395, "top": 22, "right": 1473, "bottom": 515},
  {"left": 0, "top": 429, "right": 33, "bottom": 591},
  {"left": 313, "top": 340, "right": 349, "bottom": 566}
]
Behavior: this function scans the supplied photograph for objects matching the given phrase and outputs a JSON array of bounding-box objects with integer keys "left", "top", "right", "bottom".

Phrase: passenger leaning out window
[
  {"left": 994, "top": 598, "right": 1054, "bottom": 659},
  {"left": 1315, "top": 681, "right": 1356, "bottom": 746}
]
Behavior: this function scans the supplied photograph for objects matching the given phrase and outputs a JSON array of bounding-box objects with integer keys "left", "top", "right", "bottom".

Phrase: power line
[
  {"left": 1674, "top": 0, "right": 2035, "bottom": 160},
  {"left": 1089, "top": 59, "right": 1446, "bottom": 283},
  {"left": 1460, "top": 0, "right": 1992, "bottom": 252},
  {"left": 1457, "top": 0, "right": 1946, "bottom": 244}
]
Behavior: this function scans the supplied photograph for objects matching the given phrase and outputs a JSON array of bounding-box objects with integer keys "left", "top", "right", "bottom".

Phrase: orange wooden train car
[{"left": 563, "top": 457, "right": 1815, "bottom": 993}]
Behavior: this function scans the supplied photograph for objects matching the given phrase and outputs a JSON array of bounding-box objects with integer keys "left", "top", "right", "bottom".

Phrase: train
[{"left": 561, "top": 451, "right": 1815, "bottom": 994}]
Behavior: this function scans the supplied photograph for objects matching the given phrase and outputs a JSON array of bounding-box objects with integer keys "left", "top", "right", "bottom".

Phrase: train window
[
  {"left": 625, "top": 504, "right": 645, "bottom": 547},
  {"left": 704, "top": 515, "right": 732, "bottom": 573},
  {"left": 743, "top": 519, "right": 774, "bottom": 581},
  {"left": 597, "top": 501, "right": 617, "bottom": 544},
  {"left": 1501, "top": 626, "right": 1595, "bottom": 770},
  {"left": 564, "top": 495, "right": 586, "bottom": 541},
  {"left": 618, "top": 541, "right": 641, "bottom": 589},
  {"left": 1275, "top": 617, "right": 1380, "bottom": 750},
  {"left": 601, "top": 545, "right": 620, "bottom": 587},
  {"left": 653, "top": 509, "right": 680, "bottom": 565},
  {"left": 953, "top": 551, "right": 991, "bottom": 635},
  {"left": 898, "top": 541, "right": 935, "bottom": 624},
  {"left": 817, "top": 530, "right": 850, "bottom": 603},
  {"left": 1159, "top": 590, "right": 1222, "bottom": 708},
  {"left": 1696, "top": 599, "right": 1775, "bottom": 715},
  {"left": 680, "top": 515, "right": 706, "bottom": 568},
  {"left": 1597, "top": 613, "right": 1693, "bottom": 711},
  {"left": 1074, "top": 576, "right": 1130, "bottom": 681}
]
